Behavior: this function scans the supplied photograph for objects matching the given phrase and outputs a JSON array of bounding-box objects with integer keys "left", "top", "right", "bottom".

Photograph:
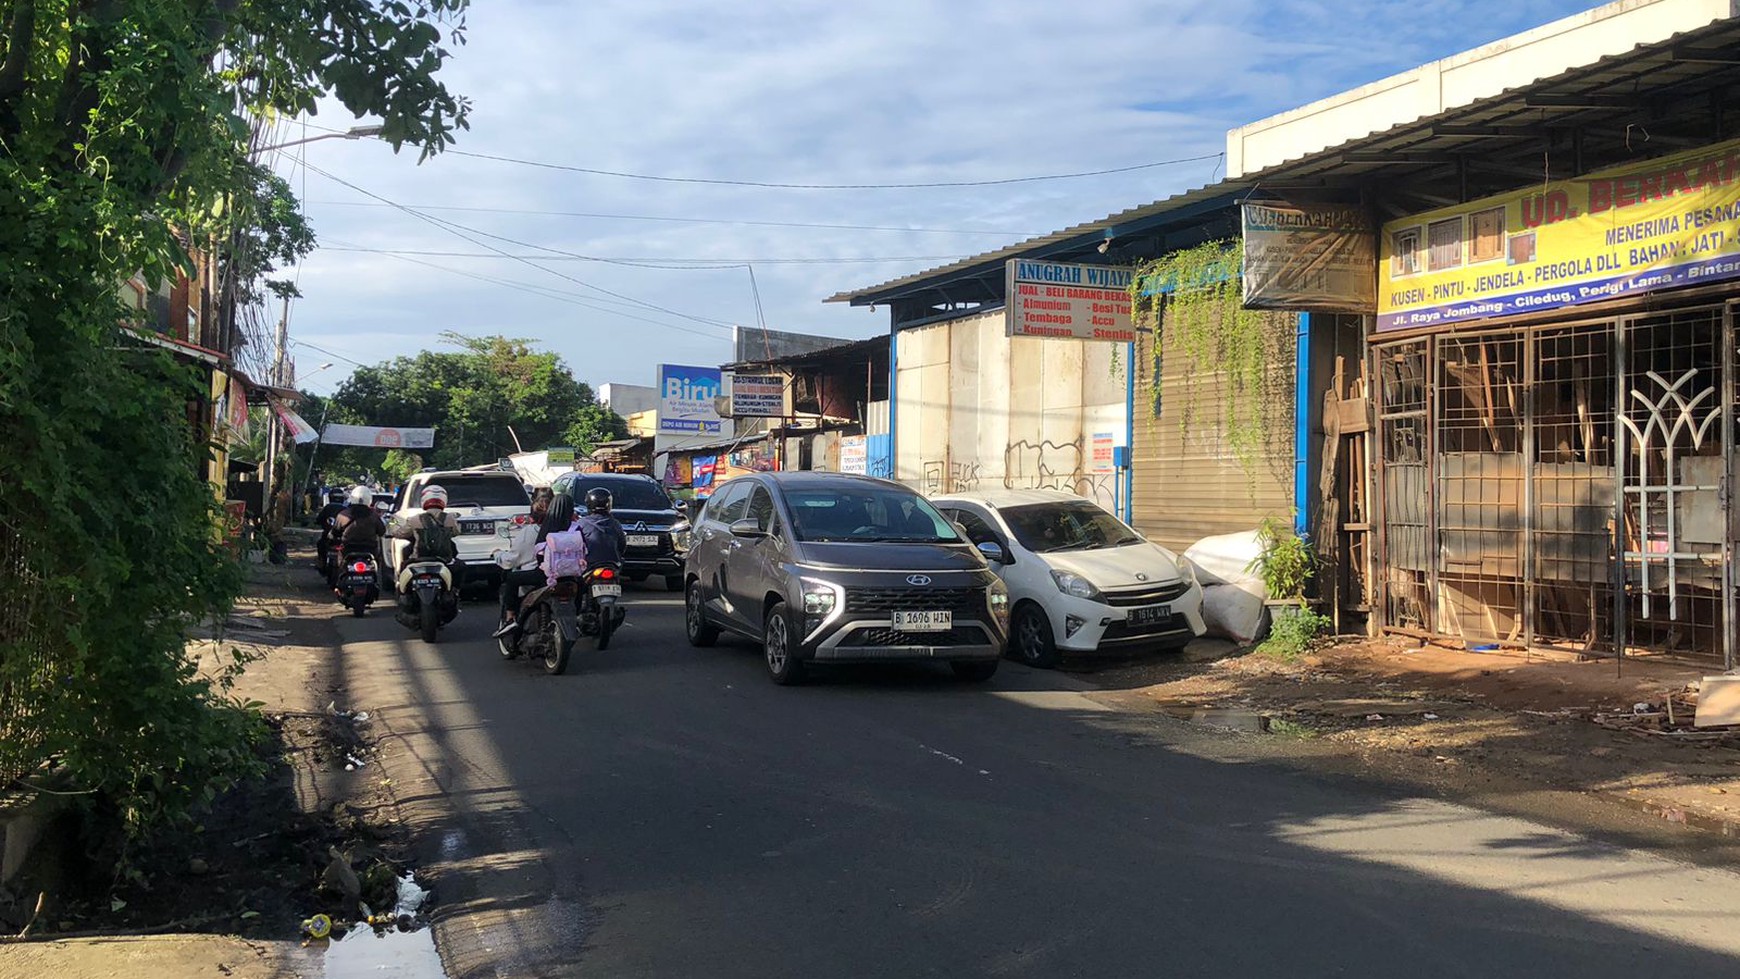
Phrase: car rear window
[{"left": 425, "top": 475, "right": 529, "bottom": 509}]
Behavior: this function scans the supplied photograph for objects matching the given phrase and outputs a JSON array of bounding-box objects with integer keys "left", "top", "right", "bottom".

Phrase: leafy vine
[{"left": 1128, "top": 240, "right": 1294, "bottom": 482}]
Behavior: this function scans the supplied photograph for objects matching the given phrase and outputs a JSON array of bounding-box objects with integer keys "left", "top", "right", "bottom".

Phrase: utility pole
[{"left": 263, "top": 306, "right": 289, "bottom": 526}]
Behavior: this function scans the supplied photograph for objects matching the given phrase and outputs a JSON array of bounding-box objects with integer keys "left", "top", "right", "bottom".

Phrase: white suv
[
  {"left": 387, "top": 470, "right": 531, "bottom": 590},
  {"left": 932, "top": 489, "right": 1205, "bottom": 668}
]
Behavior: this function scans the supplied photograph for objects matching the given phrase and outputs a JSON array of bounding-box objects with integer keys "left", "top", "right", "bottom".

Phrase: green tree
[
  {"left": 566, "top": 401, "right": 632, "bottom": 454},
  {"left": 0, "top": 0, "right": 469, "bottom": 834},
  {"left": 324, "top": 333, "right": 625, "bottom": 470}
]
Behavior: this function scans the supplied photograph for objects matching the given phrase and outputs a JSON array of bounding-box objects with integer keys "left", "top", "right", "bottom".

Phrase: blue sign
[{"left": 657, "top": 364, "right": 723, "bottom": 437}]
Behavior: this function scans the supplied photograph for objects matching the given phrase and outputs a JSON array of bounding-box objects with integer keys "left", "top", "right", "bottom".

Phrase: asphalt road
[{"left": 328, "top": 582, "right": 1740, "bottom": 979}]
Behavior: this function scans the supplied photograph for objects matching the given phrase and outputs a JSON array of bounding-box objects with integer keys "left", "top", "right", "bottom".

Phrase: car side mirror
[
  {"left": 730, "top": 518, "right": 768, "bottom": 539},
  {"left": 977, "top": 540, "right": 1011, "bottom": 565}
]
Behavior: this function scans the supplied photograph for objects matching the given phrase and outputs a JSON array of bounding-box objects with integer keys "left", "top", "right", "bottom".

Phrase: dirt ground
[
  {"left": 0, "top": 541, "right": 413, "bottom": 979},
  {"left": 1072, "top": 636, "right": 1740, "bottom": 836}
]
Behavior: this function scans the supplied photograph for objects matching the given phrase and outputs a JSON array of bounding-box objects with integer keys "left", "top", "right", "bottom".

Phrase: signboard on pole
[
  {"left": 320, "top": 423, "right": 436, "bottom": 449},
  {"left": 657, "top": 365, "right": 723, "bottom": 436},
  {"left": 1241, "top": 202, "right": 1376, "bottom": 312},
  {"left": 1090, "top": 432, "right": 1116, "bottom": 474},
  {"left": 730, "top": 374, "right": 786, "bottom": 418},
  {"left": 1004, "top": 260, "right": 1135, "bottom": 342},
  {"left": 1378, "top": 136, "right": 1740, "bottom": 332}
]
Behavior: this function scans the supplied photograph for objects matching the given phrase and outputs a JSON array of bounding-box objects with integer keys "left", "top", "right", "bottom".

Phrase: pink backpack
[{"left": 542, "top": 530, "right": 588, "bottom": 586}]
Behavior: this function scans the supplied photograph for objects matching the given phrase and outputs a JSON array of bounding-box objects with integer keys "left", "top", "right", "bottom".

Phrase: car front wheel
[
  {"left": 1011, "top": 603, "right": 1060, "bottom": 669},
  {"left": 763, "top": 602, "right": 805, "bottom": 685},
  {"left": 685, "top": 580, "right": 719, "bottom": 647}
]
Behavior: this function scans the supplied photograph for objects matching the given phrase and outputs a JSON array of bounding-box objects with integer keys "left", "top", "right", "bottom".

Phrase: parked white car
[{"left": 931, "top": 490, "right": 1206, "bottom": 668}]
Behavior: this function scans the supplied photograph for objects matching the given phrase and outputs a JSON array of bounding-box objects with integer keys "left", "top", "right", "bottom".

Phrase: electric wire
[
  {"left": 308, "top": 201, "right": 1041, "bottom": 237},
  {"left": 301, "top": 161, "right": 741, "bottom": 331}
]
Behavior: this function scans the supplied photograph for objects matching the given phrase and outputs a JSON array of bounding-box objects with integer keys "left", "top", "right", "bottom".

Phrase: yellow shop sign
[{"left": 1378, "top": 138, "right": 1740, "bottom": 332}]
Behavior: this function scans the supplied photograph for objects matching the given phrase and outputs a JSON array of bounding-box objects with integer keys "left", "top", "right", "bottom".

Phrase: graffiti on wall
[{"left": 916, "top": 437, "right": 1118, "bottom": 510}]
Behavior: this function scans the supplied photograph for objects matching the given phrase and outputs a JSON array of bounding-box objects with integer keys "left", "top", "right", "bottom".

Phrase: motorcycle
[
  {"left": 335, "top": 551, "right": 380, "bottom": 617},
  {"left": 497, "top": 563, "right": 624, "bottom": 675},
  {"left": 394, "top": 559, "right": 459, "bottom": 642}
]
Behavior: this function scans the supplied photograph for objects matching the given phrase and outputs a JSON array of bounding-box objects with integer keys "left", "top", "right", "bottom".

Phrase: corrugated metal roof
[{"left": 828, "top": 16, "right": 1740, "bottom": 308}]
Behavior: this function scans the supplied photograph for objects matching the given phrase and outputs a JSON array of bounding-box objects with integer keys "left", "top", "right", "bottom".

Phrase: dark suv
[
  {"left": 552, "top": 472, "right": 689, "bottom": 590},
  {"left": 682, "top": 472, "right": 1011, "bottom": 684}
]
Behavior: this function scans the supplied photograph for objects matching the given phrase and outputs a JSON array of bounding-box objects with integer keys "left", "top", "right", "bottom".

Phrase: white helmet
[
  {"left": 346, "top": 486, "right": 372, "bottom": 506},
  {"left": 420, "top": 485, "right": 449, "bottom": 509}
]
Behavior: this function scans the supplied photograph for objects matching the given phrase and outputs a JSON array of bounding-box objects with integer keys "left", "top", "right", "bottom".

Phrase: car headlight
[
  {"left": 988, "top": 578, "right": 1011, "bottom": 623},
  {"left": 1177, "top": 555, "right": 1200, "bottom": 585},
  {"left": 1050, "top": 570, "right": 1102, "bottom": 601},
  {"left": 800, "top": 577, "right": 842, "bottom": 616}
]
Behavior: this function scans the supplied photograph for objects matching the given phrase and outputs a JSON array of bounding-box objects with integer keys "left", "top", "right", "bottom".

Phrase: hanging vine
[{"left": 1128, "top": 239, "right": 1294, "bottom": 482}]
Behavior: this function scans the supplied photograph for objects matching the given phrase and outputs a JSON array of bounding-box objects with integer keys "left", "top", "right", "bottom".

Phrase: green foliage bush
[
  {"left": 0, "top": 0, "right": 468, "bottom": 833},
  {"left": 1258, "top": 607, "right": 1332, "bottom": 662}
]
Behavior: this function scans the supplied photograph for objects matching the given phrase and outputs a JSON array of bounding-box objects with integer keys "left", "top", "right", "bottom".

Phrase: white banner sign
[
  {"left": 658, "top": 364, "right": 724, "bottom": 436},
  {"left": 731, "top": 374, "right": 785, "bottom": 417},
  {"left": 839, "top": 435, "right": 868, "bottom": 475},
  {"left": 321, "top": 423, "right": 436, "bottom": 449},
  {"left": 1005, "top": 260, "right": 1136, "bottom": 342},
  {"left": 269, "top": 399, "right": 320, "bottom": 444}
]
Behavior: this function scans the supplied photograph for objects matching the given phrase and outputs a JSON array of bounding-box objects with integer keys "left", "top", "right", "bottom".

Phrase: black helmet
[{"left": 583, "top": 487, "right": 613, "bottom": 514}]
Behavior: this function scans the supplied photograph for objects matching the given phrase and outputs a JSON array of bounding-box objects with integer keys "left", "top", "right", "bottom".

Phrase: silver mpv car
[{"left": 683, "top": 472, "right": 1012, "bottom": 685}]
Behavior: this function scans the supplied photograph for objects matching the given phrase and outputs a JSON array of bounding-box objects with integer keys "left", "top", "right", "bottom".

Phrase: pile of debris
[{"left": 1591, "top": 675, "right": 1740, "bottom": 743}]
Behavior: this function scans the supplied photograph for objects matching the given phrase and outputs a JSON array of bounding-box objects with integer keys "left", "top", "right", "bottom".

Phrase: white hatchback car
[{"left": 931, "top": 490, "right": 1206, "bottom": 668}]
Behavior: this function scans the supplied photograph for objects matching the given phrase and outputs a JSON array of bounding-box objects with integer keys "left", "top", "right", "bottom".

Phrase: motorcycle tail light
[
  {"left": 597, "top": 568, "right": 616, "bottom": 580},
  {"left": 353, "top": 562, "right": 370, "bottom": 574}
]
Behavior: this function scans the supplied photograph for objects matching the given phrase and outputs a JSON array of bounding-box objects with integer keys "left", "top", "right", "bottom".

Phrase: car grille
[
  {"left": 836, "top": 625, "right": 992, "bottom": 648},
  {"left": 1102, "top": 580, "right": 1190, "bottom": 607},
  {"left": 845, "top": 587, "right": 985, "bottom": 615}
]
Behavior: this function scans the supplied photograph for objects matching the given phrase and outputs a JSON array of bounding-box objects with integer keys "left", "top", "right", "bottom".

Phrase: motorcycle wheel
[
  {"left": 497, "top": 611, "right": 519, "bottom": 660},
  {"left": 543, "top": 612, "right": 572, "bottom": 675},
  {"left": 419, "top": 601, "right": 440, "bottom": 643},
  {"left": 595, "top": 605, "right": 614, "bottom": 651},
  {"left": 351, "top": 604, "right": 366, "bottom": 618}
]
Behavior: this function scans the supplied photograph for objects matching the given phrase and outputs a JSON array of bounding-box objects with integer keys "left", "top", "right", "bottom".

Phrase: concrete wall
[
  {"left": 599, "top": 382, "right": 658, "bottom": 417},
  {"left": 894, "top": 310, "right": 1126, "bottom": 508},
  {"left": 1227, "top": 0, "right": 1740, "bottom": 178}
]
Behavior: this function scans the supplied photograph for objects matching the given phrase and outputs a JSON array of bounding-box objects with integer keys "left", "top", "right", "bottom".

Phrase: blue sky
[{"left": 273, "top": 0, "right": 1595, "bottom": 396}]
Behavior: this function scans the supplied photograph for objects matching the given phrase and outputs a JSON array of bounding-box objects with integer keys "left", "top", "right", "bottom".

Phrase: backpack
[
  {"left": 542, "top": 530, "right": 588, "bottom": 586},
  {"left": 418, "top": 513, "right": 458, "bottom": 560}
]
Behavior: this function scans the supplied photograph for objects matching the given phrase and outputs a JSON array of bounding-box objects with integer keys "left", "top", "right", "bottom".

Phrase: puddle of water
[
  {"left": 1163, "top": 707, "right": 1271, "bottom": 734},
  {"left": 323, "top": 926, "right": 446, "bottom": 979},
  {"left": 439, "top": 829, "right": 470, "bottom": 861}
]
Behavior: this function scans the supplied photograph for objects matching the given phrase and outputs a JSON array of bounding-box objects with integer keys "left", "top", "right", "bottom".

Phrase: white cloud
[{"left": 279, "top": 0, "right": 1595, "bottom": 395}]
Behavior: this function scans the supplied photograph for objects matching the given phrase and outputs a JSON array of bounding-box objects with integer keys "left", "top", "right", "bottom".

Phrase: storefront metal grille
[{"left": 1372, "top": 302, "right": 1735, "bottom": 667}]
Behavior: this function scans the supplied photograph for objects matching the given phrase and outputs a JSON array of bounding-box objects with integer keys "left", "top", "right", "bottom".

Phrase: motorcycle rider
[
  {"left": 493, "top": 493, "right": 573, "bottom": 640},
  {"left": 388, "top": 485, "right": 465, "bottom": 590},
  {"left": 576, "top": 488, "right": 627, "bottom": 570},
  {"left": 315, "top": 488, "right": 347, "bottom": 569},
  {"left": 330, "top": 486, "right": 387, "bottom": 588}
]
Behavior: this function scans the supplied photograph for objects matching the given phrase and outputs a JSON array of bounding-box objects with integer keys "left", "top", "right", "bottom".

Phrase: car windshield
[
  {"left": 785, "top": 485, "right": 963, "bottom": 543},
  {"left": 1000, "top": 500, "right": 1144, "bottom": 554},
  {"left": 560, "top": 478, "right": 672, "bottom": 511},
  {"left": 429, "top": 476, "right": 529, "bottom": 509}
]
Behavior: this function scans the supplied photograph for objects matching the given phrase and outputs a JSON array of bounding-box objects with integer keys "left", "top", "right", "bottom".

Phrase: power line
[
  {"left": 308, "top": 201, "right": 1041, "bottom": 237},
  {"left": 301, "top": 161, "right": 741, "bottom": 331},
  {"left": 319, "top": 245, "right": 968, "bottom": 266},
  {"left": 289, "top": 117, "right": 1223, "bottom": 190},
  {"left": 442, "top": 147, "right": 1226, "bottom": 190},
  {"left": 326, "top": 246, "right": 749, "bottom": 342}
]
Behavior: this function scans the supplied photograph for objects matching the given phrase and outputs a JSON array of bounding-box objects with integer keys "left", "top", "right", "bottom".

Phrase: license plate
[
  {"left": 592, "top": 583, "right": 623, "bottom": 597},
  {"left": 626, "top": 534, "right": 658, "bottom": 548},
  {"left": 413, "top": 574, "right": 442, "bottom": 586},
  {"left": 1128, "top": 604, "right": 1171, "bottom": 626},
  {"left": 460, "top": 520, "right": 496, "bottom": 536},
  {"left": 892, "top": 610, "right": 952, "bottom": 632}
]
